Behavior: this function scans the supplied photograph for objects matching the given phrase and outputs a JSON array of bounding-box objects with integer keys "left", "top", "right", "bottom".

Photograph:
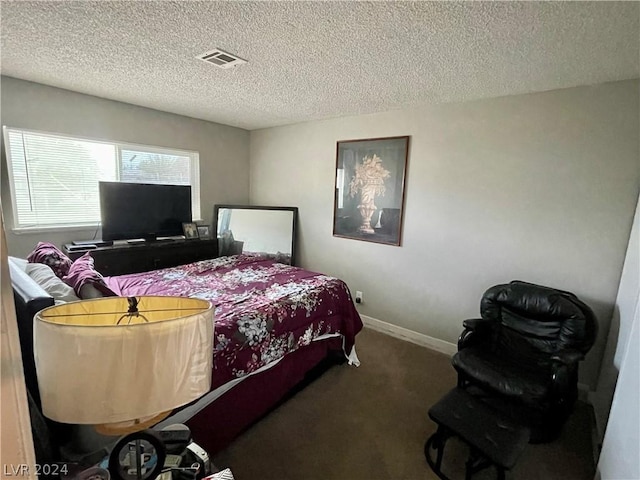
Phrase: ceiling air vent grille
[{"left": 196, "top": 49, "right": 247, "bottom": 69}]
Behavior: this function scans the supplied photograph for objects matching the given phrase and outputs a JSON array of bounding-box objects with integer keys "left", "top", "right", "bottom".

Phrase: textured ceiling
[{"left": 1, "top": 1, "right": 638, "bottom": 130}]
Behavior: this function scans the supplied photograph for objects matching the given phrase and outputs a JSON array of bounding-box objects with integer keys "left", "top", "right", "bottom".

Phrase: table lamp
[{"left": 34, "top": 296, "right": 214, "bottom": 480}]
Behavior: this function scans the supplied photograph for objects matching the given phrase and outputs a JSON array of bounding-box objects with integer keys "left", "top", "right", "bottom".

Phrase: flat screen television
[{"left": 99, "top": 181, "right": 192, "bottom": 241}]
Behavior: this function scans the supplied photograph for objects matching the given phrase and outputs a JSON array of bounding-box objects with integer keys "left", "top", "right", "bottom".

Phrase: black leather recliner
[{"left": 451, "top": 281, "right": 598, "bottom": 442}]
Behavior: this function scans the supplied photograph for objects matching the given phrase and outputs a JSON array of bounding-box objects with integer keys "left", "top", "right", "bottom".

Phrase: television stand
[{"left": 63, "top": 239, "right": 218, "bottom": 276}]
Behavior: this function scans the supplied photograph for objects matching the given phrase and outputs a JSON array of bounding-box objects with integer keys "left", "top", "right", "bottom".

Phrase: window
[{"left": 3, "top": 127, "right": 200, "bottom": 230}]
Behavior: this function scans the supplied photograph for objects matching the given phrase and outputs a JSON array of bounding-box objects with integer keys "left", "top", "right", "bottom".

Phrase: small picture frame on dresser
[
  {"left": 197, "top": 225, "right": 210, "bottom": 240},
  {"left": 183, "top": 222, "right": 199, "bottom": 240}
]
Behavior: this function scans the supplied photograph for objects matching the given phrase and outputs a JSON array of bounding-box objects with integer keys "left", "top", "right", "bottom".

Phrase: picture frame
[
  {"left": 197, "top": 225, "right": 210, "bottom": 240},
  {"left": 182, "top": 222, "right": 199, "bottom": 240},
  {"left": 333, "top": 136, "right": 409, "bottom": 246}
]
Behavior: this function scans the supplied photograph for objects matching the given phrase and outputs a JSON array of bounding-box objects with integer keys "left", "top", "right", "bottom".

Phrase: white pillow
[
  {"left": 8, "top": 256, "right": 28, "bottom": 271},
  {"left": 25, "top": 263, "right": 80, "bottom": 304}
]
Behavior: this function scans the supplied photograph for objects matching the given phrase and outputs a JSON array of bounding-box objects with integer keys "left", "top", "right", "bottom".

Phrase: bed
[{"left": 10, "top": 252, "right": 363, "bottom": 456}]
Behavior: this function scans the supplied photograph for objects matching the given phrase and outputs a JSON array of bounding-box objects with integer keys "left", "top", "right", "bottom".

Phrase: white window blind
[{"left": 3, "top": 127, "right": 200, "bottom": 230}]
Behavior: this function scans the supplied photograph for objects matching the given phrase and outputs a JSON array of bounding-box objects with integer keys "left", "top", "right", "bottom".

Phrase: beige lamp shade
[{"left": 34, "top": 296, "right": 214, "bottom": 426}]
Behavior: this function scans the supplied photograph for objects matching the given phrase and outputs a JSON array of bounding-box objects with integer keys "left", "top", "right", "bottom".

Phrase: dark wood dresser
[{"left": 63, "top": 239, "right": 218, "bottom": 276}]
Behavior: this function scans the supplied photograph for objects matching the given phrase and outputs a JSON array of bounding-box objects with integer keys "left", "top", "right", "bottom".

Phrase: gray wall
[
  {"left": 1, "top": 76, "right": 250, "bottom": 258},
  {"left": 249, "top": 80, "right": 640, "bottom": 388}
]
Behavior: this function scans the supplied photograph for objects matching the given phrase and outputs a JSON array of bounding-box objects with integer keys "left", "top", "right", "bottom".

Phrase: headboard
[
  {"left": 214, "top": 205, "right": 298, "bottom": 265},
  {"left": 8, "top": 258, "right": 54, "bottom": 408}
]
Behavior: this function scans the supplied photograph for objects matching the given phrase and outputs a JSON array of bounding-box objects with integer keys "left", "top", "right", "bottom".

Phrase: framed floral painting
[{"left": 333, "top": 136, "right": 409, "bottom": 246}]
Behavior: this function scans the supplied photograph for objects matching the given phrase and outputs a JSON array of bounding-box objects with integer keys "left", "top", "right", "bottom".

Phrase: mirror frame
[{"left": 213, "top": 205, "right": 299, "bottom": 265}]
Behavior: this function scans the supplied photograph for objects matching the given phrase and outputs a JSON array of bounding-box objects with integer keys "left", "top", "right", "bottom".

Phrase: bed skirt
[{"left": 183, "top": 336, "right": 344, "bottom": 454}]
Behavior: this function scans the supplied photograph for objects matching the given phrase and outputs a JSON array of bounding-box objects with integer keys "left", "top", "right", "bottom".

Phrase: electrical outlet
[{"left": 355, "top": 291, "right": 363, "bottom": 304}]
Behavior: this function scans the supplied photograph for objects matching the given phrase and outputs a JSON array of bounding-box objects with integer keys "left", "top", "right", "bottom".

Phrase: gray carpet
[{"left": 213, "top": 328, "right": 595, "bottom": 479}]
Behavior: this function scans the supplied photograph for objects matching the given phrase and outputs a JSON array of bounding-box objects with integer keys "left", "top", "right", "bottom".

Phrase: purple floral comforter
[{"left": 105, "top": 255, "right": 363, "bottom": 390}]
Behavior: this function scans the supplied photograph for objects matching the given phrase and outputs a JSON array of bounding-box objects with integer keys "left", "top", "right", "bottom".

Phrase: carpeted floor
[{"left": 213, "top": 327, "right": 595, "bottom": 479}]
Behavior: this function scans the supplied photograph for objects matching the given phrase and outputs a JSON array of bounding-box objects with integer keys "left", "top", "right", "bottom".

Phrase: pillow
[
  {"left": 25, "top": 263, "right": 80, "bottom": 304},
  {"left": 63, "top": 252, "right": 116, "bottom": 298},
  {"left": 27, "top": 242, "right": 72, "bottom": 278},
  {"left": 8, "top": 256, "right": 28, "bottom": 272}
]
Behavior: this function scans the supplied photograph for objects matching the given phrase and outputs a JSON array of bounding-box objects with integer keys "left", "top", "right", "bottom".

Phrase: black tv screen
[{"left": 99, "top": 182, "right": 192, "bottom": 241}]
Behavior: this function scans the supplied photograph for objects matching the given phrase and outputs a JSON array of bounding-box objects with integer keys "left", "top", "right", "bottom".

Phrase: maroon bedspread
[{"left": 105, "top": 255, "right": 362, "bottom": 390}]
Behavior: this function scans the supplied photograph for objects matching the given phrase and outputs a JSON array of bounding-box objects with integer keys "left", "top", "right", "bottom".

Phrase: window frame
[{"left": 3, "top": 126, "right": 201, "bottom": 233}]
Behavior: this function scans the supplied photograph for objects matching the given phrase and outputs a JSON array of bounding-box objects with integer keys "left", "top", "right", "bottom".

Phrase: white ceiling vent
[{"left": 196, "top": 49, "right": 247, "bottom": 69}]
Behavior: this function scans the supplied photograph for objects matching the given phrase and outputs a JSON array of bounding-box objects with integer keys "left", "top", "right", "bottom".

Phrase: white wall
[
  {"left": 591, "top": 196, "right": 640, "bottom": 436},
  {"left": 1, "top": 76, "right": 250, "bottom": 258},
  {"left": 249, "top": 80, "right": 640, "bottom": 388},
  {"left": 596, "top": 290, "right": 639, "bottom": 479},
  {"left": 593, "top": 196, "right": 639, "bottom": 480}
]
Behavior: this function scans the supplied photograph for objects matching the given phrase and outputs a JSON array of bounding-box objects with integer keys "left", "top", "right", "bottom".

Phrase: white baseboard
[
  {"left": 587, "top": 391, "right": 605, "bottom": 438},
  {"left": 361, "top": 315, "right": 595, "bottom": 401},
  {"left": 361, "top": 315, "right": 457, "bottom": 356},
  {"left": 586, "top": 390, "right": 603, "bottom": 467}
]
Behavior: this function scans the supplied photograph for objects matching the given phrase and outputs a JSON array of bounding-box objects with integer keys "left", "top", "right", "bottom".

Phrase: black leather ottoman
[{"left": 424, "top": 388, "right": 530, "bottom": 480}]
